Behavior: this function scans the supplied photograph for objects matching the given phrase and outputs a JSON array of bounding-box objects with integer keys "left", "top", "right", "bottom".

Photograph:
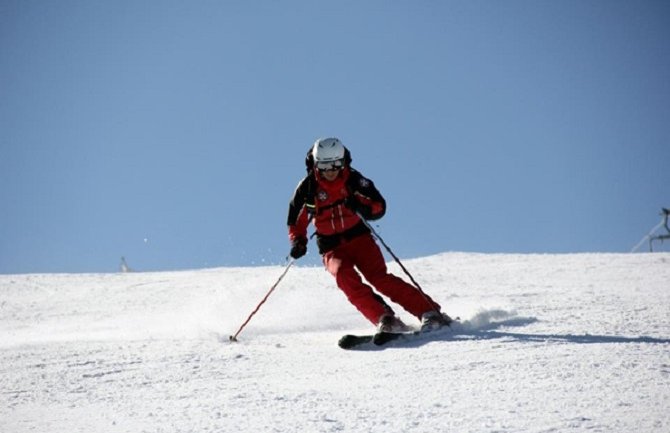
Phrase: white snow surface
[{"left": 1, "top": 252, "right": 669, "bottom": 433}]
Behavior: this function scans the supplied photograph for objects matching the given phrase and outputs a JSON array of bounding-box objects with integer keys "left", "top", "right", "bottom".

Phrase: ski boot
[
  {"left": 377, "top": 314, "right": 410, "bottom": 333},
  {"left": 420, "top": 310, "right": 453, "bottom": 332}
]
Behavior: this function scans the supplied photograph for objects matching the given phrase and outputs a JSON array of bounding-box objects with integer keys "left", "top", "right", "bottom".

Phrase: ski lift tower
[{"left": 649, "top": 208, "right": 670, "bottom": 252}]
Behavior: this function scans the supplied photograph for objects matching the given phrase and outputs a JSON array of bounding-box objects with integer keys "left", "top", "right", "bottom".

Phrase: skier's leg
[
  {"left": 323, "top": 248, "right": 392, "bottom": 324},
  {"left": 351, "top": 234, "right": 441, "bottom": 319}
]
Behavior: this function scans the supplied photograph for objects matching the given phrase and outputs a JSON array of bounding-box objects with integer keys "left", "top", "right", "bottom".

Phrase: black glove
[
  {"left": 345, "top": 196, "right": 373, "bottom": 220},
  {"left": 289, "top": 237, "right": 307, "bottom": 259}
]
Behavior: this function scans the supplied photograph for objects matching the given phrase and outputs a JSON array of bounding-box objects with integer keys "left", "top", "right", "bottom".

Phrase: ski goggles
[{"left": 316, "top": 159, "right": 345, "bottom": 172}]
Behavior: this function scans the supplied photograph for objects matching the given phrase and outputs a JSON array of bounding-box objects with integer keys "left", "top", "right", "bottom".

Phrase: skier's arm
[
  {"left": 347, "top": 171, "right": 386, "bottom": 221},
  {"left": 287, "top": 178, "right": 310, "bottom": 243}
]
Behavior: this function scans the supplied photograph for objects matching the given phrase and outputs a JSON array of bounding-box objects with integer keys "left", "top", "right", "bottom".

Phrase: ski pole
[
  {"left": 356, "top": 213, "right": 439, "bottom": 313},
  {"left": 229, "top": 258, "right": 295, "bottom": 342}
]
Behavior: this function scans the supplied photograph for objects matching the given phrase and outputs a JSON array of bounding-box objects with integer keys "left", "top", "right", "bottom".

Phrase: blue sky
[{"left": 1, "top": 0, "right": 669, "bottom": 273}]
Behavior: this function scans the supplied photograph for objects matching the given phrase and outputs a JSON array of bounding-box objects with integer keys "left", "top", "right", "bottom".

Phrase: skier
[{"left": 287, "top": 137, "right": 452, "bottom": 333}]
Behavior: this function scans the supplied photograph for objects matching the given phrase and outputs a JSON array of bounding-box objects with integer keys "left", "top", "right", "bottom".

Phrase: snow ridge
[{"left": 1, "top": 252, "right": 669, "bottom": 433}]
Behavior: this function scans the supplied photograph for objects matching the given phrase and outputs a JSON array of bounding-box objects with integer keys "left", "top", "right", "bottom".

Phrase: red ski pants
[{"left": 323, "top": 233, "right": 441, "bottom": 325}]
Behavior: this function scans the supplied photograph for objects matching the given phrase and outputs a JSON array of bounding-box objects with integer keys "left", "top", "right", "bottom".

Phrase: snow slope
[{"left": 1, "top": 252, "right": 669, "bottom": 432}]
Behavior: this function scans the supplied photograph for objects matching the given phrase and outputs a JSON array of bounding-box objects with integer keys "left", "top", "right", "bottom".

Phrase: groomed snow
[{"left": 1, "top": 252, "right": 669, "bottom": 432}]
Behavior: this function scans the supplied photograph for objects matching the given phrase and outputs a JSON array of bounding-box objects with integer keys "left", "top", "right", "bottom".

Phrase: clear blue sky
[{"left": 1, "top": 0, "right": 669, "bottom": 273}]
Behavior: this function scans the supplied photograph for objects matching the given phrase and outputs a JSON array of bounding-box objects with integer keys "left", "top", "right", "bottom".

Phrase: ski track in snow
[{"left": 1, "top": 252, "right": 669, "bottom": 432}]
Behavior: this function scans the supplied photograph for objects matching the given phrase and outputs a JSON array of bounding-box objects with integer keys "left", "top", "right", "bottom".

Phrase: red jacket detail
[{"left": 287, "top": 168, "right": 385, "bottom": 245}]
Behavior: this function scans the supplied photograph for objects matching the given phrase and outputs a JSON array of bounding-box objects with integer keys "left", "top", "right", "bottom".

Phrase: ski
[
  {"left": 338, "top": 334, "right": 375, "bottom": 349},
  {"left": 338, "top": 325, "right": 454, "bottom": 350}
]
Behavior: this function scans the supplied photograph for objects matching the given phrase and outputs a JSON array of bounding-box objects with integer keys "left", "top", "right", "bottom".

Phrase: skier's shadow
[
  {"left": 394, "top": 316, "right": 670, "bottom": 348},
  {"left": 461, "top": 330, "right": 670, "bottom": 345}
]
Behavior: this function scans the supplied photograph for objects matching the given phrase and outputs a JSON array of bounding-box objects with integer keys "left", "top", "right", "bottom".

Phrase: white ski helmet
[{"left": 312, "top": 137, "right": 345, "bottom": 163}]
